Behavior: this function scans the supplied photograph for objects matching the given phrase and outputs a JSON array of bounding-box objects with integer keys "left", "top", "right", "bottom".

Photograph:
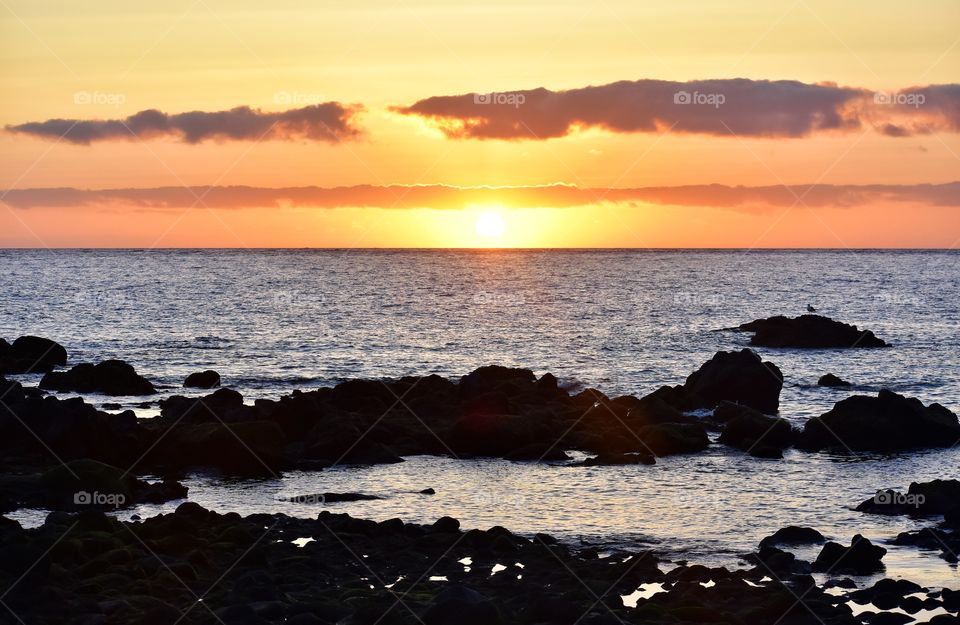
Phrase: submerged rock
[
  {"left": 0, "top": 336, "right": 68, "bottom": 374},
  {"left": 797, "top": 390, "right": 960, "bottom": 452},
  {"left": 732, "top": 314, "right": 890, "bottom": 348},
  {"left": 184, "top": 369, "right": 221, "bottom": 388},
  {"left": 817, "top": 373, "right": 852, "bottom": 387},
  {"left": 40, "top": 360, "right": 156, "bottom": 396}
]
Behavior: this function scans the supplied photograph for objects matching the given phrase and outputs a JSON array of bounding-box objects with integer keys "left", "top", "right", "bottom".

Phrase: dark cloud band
[
  {"left": 5, "top": 103, "right": 364, "bottom": 145},
  {"left": 392, "top": 79, "right": 960, "bottom": 140},
  {"left": 4, "top": 182, "right": 957, "bottom": 211}
]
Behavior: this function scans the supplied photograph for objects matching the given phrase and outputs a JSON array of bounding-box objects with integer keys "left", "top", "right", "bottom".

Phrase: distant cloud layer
[
  {"left": 392, "top": 79, "right": 960, "bottom": 140},
  {"left": 5, "top": 104, "right": 363, "bottom": 144},
  {"left": 4, "top": 182, "right": 958, "bottom": 210}
]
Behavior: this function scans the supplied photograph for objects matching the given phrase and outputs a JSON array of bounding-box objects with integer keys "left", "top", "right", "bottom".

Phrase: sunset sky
[{"left": 1, "top": 0, "right": 958, "bottom": 247}]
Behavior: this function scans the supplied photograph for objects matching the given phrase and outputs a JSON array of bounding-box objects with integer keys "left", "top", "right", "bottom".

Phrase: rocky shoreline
[
  {"left": 3, "top": 503, "right": 958, "bottom": 625},
  {"left": 1, "top": 318, "right": 959, "bottom": 624}
]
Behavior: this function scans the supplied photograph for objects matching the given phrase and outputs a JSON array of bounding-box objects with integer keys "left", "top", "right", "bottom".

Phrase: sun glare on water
[{"left": 475, "top": 212, "right": 506, "bottom": 239}]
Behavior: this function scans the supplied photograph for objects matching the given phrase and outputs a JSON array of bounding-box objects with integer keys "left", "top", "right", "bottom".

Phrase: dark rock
[
  {"left": 856, "top": 479, "right": 960, "bottom": 516},
  {"left": 40, "top": 360, "right": 156, "bottom": 396},
  {"left": 733, "top": 314, "right": 890, "bottom": 348},
  {"left": 0, "top": 336, "right": 68, "bottom": 374},
  {"left": 431, "top": 516, "right": 461, "bottom": 533},
  {"left": 863, "top": 613, "right": 913, "bottom": 625},
  {"left": 459, "top": 366, "right": 536, "bottom": 399},
  {"left": 184, "top": 370, "right": 221, "bottom": 388},
  {"left": 638, "top": 423, "right": 709, "bottom": 456},
  {"left": 158, "top": 387, "right": 246, "bottom": 423},
  {"left": 797, "top": 390, "right": 960, "bottom": 452},
  {"left": 749, "top": 446, "right": 784, "bottom": 459},
  {"left": 285, "top": 492, "right": 380, "bottom": 504},
  {"left": 423, "top": 585, "right": 501, "bottom": 625},
  {"left": 30, "top": 459, "right": 186, "bottom": 510},
  {"left": 153, "top": 420, "right": 285, "bottom": 476},
  {"left": 818, "top": 373, "right": 852, "bottom": 387},
  {"left": 717, "top": 402, "right": 794, "bottom": 453},
  {"left": 682, "top": 349, "right": 783, "bottom": 413},
  {"left": 849, "top": 578, "right": 923, "bottom": 605},
  {"left": 813, "top": 535, "right": 885, "bottom": 574},
  {"left": 760, "top": 526, "right": 826, "bottom": 548}
]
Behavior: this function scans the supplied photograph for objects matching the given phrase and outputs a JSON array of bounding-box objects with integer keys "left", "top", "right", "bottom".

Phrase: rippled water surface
[{"left": 2, "top": 249, "right": 958, "bottom": 589}]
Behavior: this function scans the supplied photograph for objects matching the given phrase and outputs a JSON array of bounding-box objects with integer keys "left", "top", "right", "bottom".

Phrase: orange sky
[{"left": 1, "top": 0, "right": 958, "bottom": 247}]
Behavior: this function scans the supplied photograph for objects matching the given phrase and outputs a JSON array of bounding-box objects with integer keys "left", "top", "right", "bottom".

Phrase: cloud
[
  {"left": 4, "top": 103, "right": 364, "bottom": 145},
  {"left": 391, "top": 79, "right": 960, "bottom": 140},
  {"left": 3, "top": 182, "right": 957, "bottom": 211}
]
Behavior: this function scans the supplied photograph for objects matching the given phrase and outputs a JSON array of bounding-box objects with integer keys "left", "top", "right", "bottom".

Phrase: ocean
[{"left": 2, "top": 249, "right": 958, "bottom": 588}]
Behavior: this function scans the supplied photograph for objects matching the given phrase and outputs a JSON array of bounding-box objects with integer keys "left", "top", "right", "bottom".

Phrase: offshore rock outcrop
[
  {"left": 797, "top": 390, "right": 960, "bottom": 452},
  {"left": 731, "top": 314, "right": 890, "bottom": 348}
]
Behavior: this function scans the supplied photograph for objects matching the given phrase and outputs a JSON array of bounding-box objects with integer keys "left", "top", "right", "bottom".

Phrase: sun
[{"left": 475, "top": 212, "right": 506, "bottom": 238}]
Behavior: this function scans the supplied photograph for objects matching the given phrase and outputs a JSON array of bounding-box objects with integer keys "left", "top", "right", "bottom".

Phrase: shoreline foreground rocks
[{"left": 2, "top": 504, "right": 952, "bottom": 625}]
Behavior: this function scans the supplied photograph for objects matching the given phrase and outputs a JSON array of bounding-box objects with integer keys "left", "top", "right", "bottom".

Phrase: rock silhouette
[
  {"left": 798, "top": 390, "right": 960, "bottom": 452},
  {"left": 40, "top": 360, "right": 156, "bottom": 396},
  {"left": 0, "top": 336, "right": 67, "bottom": 374},
  {"left": 732, "top": 314, "right": 890, "bottom": 348}
]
